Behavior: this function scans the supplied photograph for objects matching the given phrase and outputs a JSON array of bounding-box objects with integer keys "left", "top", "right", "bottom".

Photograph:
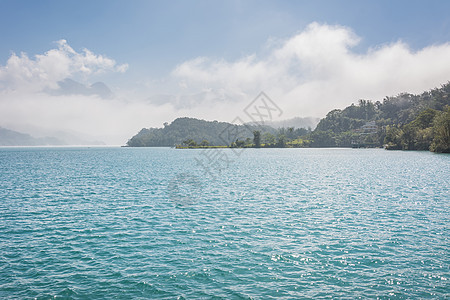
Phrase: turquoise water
[{"left": 0, "top": 147, "right": 449, "bottom": 299}]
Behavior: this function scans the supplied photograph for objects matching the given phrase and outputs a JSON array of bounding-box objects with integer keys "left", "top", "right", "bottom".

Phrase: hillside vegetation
[
  {"left": 127, "top": 82, "right": 450, "bottom": 153},
  {"left": 126, "top": 117, "right": 277, "bottom": 147},
  {"left": 311, "top": 82, "right": 450, "bottom": 152}
]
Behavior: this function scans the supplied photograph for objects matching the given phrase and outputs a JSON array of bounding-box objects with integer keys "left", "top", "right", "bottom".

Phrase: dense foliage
[
  {"left": 127, "top": 82, "right": 450, "bottom": 153},
  {"left": 384, "top": 106, "right": 450, "bottom": 152},
  {"left": 126, "top": 117, "right": 277, "bottom": 147},
  {"left": 309, "top": 82, "right": 450, "bottom": 152}
]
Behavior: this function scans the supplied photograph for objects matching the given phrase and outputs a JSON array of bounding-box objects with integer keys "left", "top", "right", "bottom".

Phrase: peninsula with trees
[{"left": 126, "top": 82, "right": 450, "bottom": 153}]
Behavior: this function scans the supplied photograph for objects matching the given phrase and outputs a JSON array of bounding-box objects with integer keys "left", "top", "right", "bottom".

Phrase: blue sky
[
  {"left": 1, "top": 0, "right": 449, "bottom": 77},
  {"left": 1, "top": 0, "right": 450, "bottom": 144}
]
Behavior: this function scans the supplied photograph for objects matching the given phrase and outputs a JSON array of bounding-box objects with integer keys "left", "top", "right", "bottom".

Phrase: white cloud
[
  {"left": 172, "top": 22, "right": 450, "bottom": 117},
  {"left": 0, "top": 39, "right": 128, "bottom": 92},
  {"left": 1, "top": 24, "right": 450, "bottom": 145},
  {"left": 0, "top": 40, "right": 136, "bottom": 144}
]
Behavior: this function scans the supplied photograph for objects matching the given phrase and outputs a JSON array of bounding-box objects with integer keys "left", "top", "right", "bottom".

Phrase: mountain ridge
[{"left": 0, "top": 127, "right": 65, "bottom": 146}]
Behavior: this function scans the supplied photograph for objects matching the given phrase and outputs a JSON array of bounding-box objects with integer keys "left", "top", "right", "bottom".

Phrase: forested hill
[
  {"left": 126, "top": 82, "right": 450, "bottom": 152},
  {"left": 126, "top": 117, "right": 276, "bottom": 147},
  {"left": 311, "top": 82, "right": 450, "bottom": 152}
]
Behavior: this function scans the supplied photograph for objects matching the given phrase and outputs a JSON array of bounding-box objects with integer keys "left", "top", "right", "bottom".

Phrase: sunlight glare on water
[{"left": 0, "top": 147, "right": 449, "bottom": 299}]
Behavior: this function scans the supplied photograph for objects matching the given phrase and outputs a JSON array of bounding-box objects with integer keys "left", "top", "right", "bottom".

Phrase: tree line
[
  {"left": 127, "top": 82, "right": 450, "bottom": 153},
  {"left": 306, "top": 82, "right": 450, "bottom": 152}
]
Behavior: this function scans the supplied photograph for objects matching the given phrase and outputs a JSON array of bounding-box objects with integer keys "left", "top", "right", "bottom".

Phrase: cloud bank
[
  {"left": 172, "top": 22, "right": 450, "bottom": 117},
  {"left": 0, "top": 39, "right": 128, "bottom": 92},
  {"left": 1, "top": 23, "right": 450, "bottom": 144},
  {"left": 0, "top": 40, "right": 136, "bottom": 144}
]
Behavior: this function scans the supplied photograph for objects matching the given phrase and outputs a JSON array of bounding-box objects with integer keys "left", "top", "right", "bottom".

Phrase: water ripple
[{"left": 0, "top": 147, "right": 448, "bottom": 299}]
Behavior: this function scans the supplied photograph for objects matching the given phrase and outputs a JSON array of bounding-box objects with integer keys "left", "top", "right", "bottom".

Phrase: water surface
[{"left": 0, "top": 147, "right": 448, "bottom": 299}]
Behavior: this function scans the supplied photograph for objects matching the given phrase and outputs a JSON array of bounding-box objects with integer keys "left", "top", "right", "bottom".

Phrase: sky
[{"left": 1, "top": 0, "right": 450, "bottom": 144}]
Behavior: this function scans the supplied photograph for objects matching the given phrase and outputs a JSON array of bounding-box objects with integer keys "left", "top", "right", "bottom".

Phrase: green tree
[
  {"left": 183, "top": 139, "right": 197, "bottom": 147},
  {"left": 309, "top": 130, "right": 336, "bottom": 147},
  {"left": 336, "top": 131, "right": 359, "bottom": 147},
  {"left": 430, "top": 106, "right": 450, "bottom": 153},
  {"left": 200, "top": 139, "right": 209, "bottom": 147},
  {"left": 263, "top": 132, "right": 276, "bottom": 146},
  {"left": 253, "top": 130, "right": 261, "bottom": 148},
  {"left": 415, "top": 127, "right": 433, "bottom": 150},
  {"left": 276, "top": 134, "right": 286, "bottom": 148},
  {"left": 234, "top": 139, "right": 245, "bottom": 148},
  {"left": 384, "top": 125, "right": 403, "bottom": 150},
  {"left": 410, "top": 108, "right": 437, "bottom": 128},
  {"left": 401, "top": 123, "right": 416, "bottom": 150},
  {"left": 287, "top": 127, "right": 294, "bottom": 139}
]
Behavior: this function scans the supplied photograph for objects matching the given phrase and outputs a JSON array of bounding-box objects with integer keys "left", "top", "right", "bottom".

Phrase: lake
[{"left": 0, "top": 147, "right": 449, "bottom": 299}]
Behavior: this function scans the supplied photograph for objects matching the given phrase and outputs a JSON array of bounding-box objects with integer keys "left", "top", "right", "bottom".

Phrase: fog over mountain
[
  {"left": 0, "top": 126, "right": 105, "bottom": 146},
  {"left": 0, "top": 127, "right": 64, "bottom": 146},
  {"left": 1, "top": 23, "right": 450, "bottom": 145},
  {"left": 49, "top": 79, "right": 113, "bottom": 99}
]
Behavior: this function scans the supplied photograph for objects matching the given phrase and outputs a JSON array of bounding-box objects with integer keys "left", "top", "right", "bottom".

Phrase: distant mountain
[
  {"left": 0, "top": 127, "right": 65, "bottom": 146},
  {"left": 0, "top": 125, "right": 106, "bottom": 146},
  {"left": 48, "top": 79, "right": 113, "bottom": 99},
  {"left": 89, "top": 82, "right": 113, "bottom": 99},
  {"left": 126, "top": 117, "right": 277, "bottom": 147}
]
